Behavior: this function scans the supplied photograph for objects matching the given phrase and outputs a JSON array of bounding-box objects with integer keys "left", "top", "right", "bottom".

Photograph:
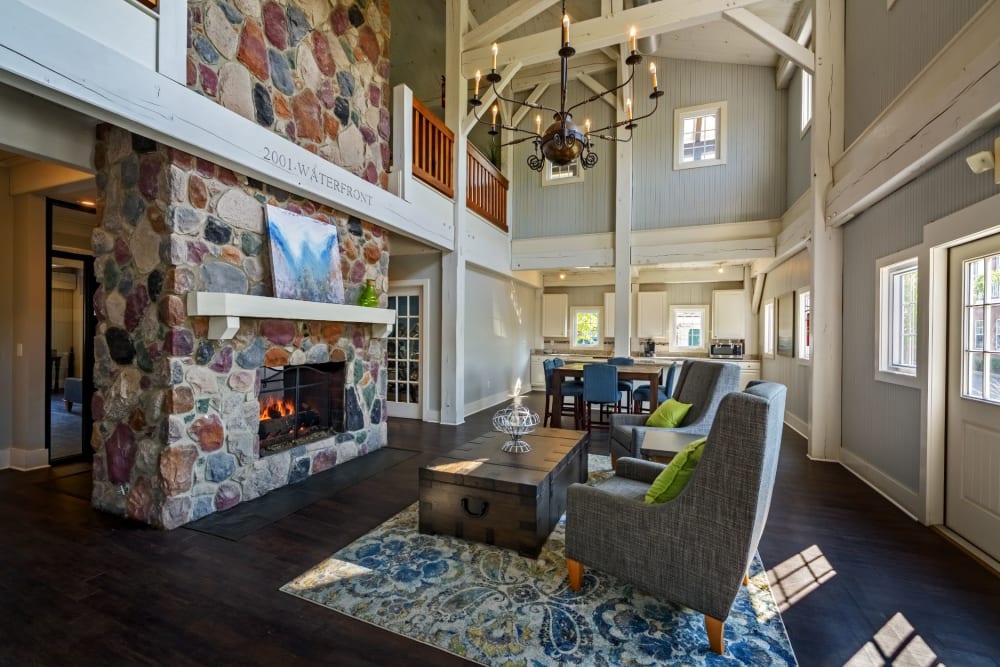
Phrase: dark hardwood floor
[{"left": 1, "top": 392, "right": 998, "bottom": 666}]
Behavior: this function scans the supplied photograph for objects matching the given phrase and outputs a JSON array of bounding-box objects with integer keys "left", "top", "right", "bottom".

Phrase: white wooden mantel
[{"left": 186, "top": 292, "right": 396, "bottom": 340}]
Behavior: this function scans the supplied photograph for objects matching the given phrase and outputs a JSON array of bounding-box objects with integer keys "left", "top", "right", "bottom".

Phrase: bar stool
[
  {"left": 543, "top": 359, "right": 584, "bottom": 427},
  {"left": 607, "top": 357, "right": 635, "bottom": 412},
  {"left": 582, "top": 363, "right": 621, "bottom": 433}
]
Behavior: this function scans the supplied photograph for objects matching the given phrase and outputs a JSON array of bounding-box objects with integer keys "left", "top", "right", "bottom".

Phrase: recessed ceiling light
[
  {"left": 559, "top": 273, "right": 566, "bottom": 280},
  {"left": 573, "top": 266, "right": 590, "bottom": 269},
  {"left": 78, "top": 199, "right": 96, "bottom": 207}
]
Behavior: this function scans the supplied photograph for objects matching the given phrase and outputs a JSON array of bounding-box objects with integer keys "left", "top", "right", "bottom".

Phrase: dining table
[{"left": 550, "top": 362, "right": 667, "bottom": 429}]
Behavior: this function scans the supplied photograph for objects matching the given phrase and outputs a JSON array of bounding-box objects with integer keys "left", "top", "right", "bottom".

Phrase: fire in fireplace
[{"left": 258, "top": 362, "right": 346, "bottom": 456}]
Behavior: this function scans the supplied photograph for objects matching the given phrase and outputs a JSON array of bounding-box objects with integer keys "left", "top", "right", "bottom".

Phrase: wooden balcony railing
[
  {"left": 411, "top": 97, "right": 454, "bottom": 198},
  {"left": 466, "top": 144, "right": 509, "bottom": 232}
]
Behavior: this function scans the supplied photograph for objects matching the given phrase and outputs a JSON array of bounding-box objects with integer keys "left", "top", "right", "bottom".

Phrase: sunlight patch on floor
[
  {"left": 765, "top": 544, "right": 836, "bottom": 612},
  {"left": 845, "top": 612, "right": 944, "bottom": 667}
]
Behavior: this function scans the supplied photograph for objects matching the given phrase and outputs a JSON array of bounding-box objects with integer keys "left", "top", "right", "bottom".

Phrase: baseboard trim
[
  {"left": 784, "top": 412, "right": 810, "bottom": 440},
  {"left": 9, "top": 447, "right": 50, "bottom": 471},
  {"left": 0, "top": 448, "right": 9, "bottom": 469},
  {"left": 932, "top": 526, "right": 1000, "bottom": 577},
  {"left": 423, "top": 409, "right": 441, "bottom": 424},
  {"left": 840, "top": 448, "right": 920, "bottom": 521},
  {"left": 464, "top": 390, "right": 515, "bottom": 418}
]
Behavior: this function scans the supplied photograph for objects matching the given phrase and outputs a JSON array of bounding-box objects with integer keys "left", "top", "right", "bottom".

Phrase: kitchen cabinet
[
  {"left": 637, "top": 292, "right": 666, "bottom": 338},
  {"left": 542, "top": 293, "right": 569, "bottom": 337},
  {"left": 603, "top": 292, "right": 615, "bottom": 338},
  {"left": 712, "top": 289, "right": 745, "bottom": 339}
]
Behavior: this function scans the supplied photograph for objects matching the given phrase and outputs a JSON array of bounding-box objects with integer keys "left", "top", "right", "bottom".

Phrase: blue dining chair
[
  {"left": 544, "top": 359, "right": 584, "bottom": 427},
  {"left": 582, "top": 363, "right": 620, "bottom": 433},
  {"left": 631, "top": 361, "right": 678, "bottom": 414},
  {"left": 607, "top": 356, "right": 636, "bottom": 411}
]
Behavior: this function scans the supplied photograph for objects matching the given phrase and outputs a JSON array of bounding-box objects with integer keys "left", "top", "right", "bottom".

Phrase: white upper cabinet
[
  {"left": 637, "top": 292, "right": 667, "bottom": 338},
  {"left": 603, "top": 292, "right": 615, "bottom": 338},
  {"left": 712, "top": 289, "right": 745, "bottom": 339},
  {"left": 542, "top": 293, "right": 569, "bottom": 337}
]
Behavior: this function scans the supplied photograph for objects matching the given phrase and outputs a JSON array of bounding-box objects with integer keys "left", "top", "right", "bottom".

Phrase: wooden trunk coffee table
[{"left": 418, "top": 427, "right": 589, "bottom": 558}]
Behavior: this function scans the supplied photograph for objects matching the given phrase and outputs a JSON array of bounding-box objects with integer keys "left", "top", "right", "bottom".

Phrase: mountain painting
[{"left": 266, "top": 205, "right": 346, "bottom": 304}]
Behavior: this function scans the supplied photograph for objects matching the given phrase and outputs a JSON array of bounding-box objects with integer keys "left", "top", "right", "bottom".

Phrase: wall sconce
[{"left": 965, "top": 137, "right": 1000, "bottom": 185}]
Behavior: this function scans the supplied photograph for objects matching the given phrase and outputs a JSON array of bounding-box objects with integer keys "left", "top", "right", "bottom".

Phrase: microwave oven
[{"left": 709, "top": 340, "right": 744, "bottom": 359}]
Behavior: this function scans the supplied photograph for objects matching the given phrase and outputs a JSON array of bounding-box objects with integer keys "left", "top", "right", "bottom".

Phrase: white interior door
[
  {"left": 387, "top": 287, "right": 422, "bottom": 420},
  {"left": 947, "top": 234, "right": 1000, "bottom": 561}
]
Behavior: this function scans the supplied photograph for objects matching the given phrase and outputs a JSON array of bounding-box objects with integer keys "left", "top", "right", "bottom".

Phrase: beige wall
[
  {"left": 10, "top": 194, "right": 47, "bottom": 456},
  {"left": 0, "top": 168, "right": 13, "bottom": 455}
]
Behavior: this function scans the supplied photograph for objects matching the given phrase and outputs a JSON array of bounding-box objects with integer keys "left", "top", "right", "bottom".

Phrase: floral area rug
[{"left": 280, "top": 455, "right": 797, "bottom": 666}]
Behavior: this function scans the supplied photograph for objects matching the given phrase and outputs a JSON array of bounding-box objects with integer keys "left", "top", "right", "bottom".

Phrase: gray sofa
[
  {"left": 565, "top": 381, "right": 788, "bottom": 654},
  {"left": 608, "top": 360, "right": 740, "bottom": 461}
]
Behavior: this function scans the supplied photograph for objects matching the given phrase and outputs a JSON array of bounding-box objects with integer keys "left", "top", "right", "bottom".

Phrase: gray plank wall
[
  {"left": 844, "top": 0, "right": 987, "bottom": 146},
  {"left": 511, "top": 78, "right": 616, "bottom": 239},
  {"left": 760, "top": 250, "right": 811, "bottom": 426},
  {"left": 841, "top": 126, "right": 1000, "bottom": 493},
  {"left": 786, "top": 68, "right": 811, "bottom": 209},
  {"left": 632, "top": 58, "right": 787, "bottom": 230}
]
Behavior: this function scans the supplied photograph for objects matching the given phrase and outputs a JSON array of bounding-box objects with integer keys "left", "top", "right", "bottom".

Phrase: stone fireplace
[
  {"left": 88, "top": 0, "right": 392, "bottom": 529},
  {"left": 257, "top": 362, "right": 346, "bottom": 456}
]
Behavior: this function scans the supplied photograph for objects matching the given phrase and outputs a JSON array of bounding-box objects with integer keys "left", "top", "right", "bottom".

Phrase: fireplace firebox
[{"left": 258, "top": 362, "right": 346, "bottom": 456}]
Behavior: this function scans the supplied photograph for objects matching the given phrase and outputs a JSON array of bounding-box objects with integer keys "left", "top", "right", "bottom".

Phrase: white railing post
[
  {"left": 390, "top": 84, "right": 414, "bottom": 201},
  {"left": 156, "top": 0, "right": 187, "bottom": 84}
]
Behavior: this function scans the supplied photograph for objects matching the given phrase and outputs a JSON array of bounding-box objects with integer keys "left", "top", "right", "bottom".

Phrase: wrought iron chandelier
[{"left": 469, "top": 0, "right": 663, "bottom": 172}]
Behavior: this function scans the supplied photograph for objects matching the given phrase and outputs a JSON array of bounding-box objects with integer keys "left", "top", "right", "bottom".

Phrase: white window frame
[
  {"left": 763, "top": 298, "right": 775, "bottom": 359},
  {"left": 542, "top": 159, "right": 584, "bottom": 186},
  {"left": 673, "top": 101, "right": 727, "bottom": 170},
  {"left": 876, "top": 251, "right": 921, "bottom": 388},
  {"left": 669, "top": 305, "right": 708, "bottom": 352},
  {"left": 797, "top": 289, "right": 811, "bottom": 362},
  {"left": 800, "top": 69, "right": 813, "bottom": 136},
  {"left": 569, "top": 305, "right": 603, "bottom": 350}
]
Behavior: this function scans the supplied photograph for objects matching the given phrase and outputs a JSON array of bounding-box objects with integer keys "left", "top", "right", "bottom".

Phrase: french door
[
  {"left": 386, "top": 286, "right": 423, "bottom": 420},
  {"left": 947, "top": 233, "right": 1000, "bottom": 561}
]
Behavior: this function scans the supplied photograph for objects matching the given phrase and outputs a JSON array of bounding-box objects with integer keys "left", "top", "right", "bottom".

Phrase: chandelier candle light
[{"left": 469, "top": 0, "right": 663, "bottom": 172}]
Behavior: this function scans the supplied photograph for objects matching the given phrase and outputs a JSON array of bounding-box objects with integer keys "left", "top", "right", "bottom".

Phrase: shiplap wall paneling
[
  {"left": 631, "top": 58, "right": 787, "bottom": 230},
  {"left": 840, "top": 126, "right": 1000, "bottom": 491},
  {"left": 786, "top": 68, "right": 811, "bottom": 209},
  {"left": 512, "top": 78, "right": 616, "bottom": 240},
  {"left": 759, "top": 250, "right": 811, "bottom": 426},
  {"left": 844, "top": 0, "right": 987, "bottom": 146}
]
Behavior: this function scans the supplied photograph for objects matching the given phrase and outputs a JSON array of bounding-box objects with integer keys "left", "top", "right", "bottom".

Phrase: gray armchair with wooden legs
[
  {"left": 609, "top": 360, "right": 740, "bottom": 465},
  {"left": 564, "top": 381, "right": 787, "bottom": 655}
]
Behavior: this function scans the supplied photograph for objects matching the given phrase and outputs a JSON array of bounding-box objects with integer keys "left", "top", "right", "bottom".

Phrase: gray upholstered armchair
[
  {"left": 609, "top": 360, "right": 740, "bottom": 462},
  {"left": 565, "top": 381, "right": 787, "bottom": 655}
]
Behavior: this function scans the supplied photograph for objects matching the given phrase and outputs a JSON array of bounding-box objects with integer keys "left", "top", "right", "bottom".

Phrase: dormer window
[{"left": 542, "top": 159, "right": 584, "bottom": 186}]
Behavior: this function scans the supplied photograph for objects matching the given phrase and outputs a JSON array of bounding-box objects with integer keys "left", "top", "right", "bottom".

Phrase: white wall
[{"left": 463, "top": 266, "right": 537, "bottom": 415}]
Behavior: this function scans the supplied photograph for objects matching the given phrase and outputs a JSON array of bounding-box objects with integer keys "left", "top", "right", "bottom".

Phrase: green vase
[{"left": 357, "top": 278, "right": 379, "bottom": 307}]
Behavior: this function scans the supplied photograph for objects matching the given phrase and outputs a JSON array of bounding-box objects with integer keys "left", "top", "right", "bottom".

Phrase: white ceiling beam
[
  {"left": 511, "top": 83, "right": 550, "bottom": 125},
  {"left": 464, "top": 0, "right": 561, "bottom": 50},
  {"left": 462, "top": 62, "right": 523, "bottom": 135},
  {"left": 508, "top": 52, "right": 614, "bottom": 92},
  {"left": 461, "top": 0, "right": 769, "bottom": 77},
  {"left": 776, "top": 4, "right": 813, "bottom": 88},
  {"left": 600, "top": 46, "right": 619, "bottom": 62},
  {"left": 723, "top": 8, "right": 814, "bottom": 74},
  {"left": 577, "top": 72, "right": 617, "bottom": 110}
]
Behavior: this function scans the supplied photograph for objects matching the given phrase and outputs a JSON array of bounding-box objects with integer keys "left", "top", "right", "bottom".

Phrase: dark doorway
[{"left": 46, "top": 200, "right": 97, "bottom": 464}]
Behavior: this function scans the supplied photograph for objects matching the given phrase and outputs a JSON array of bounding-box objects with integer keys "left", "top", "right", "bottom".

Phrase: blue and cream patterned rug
[{"left": 280, "top": 456, "right": 797, "bottom": 666}]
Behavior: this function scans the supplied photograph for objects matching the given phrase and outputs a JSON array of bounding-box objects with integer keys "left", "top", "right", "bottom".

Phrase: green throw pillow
[
  {"left": 644, "top": 437, "right": 707, "bottom": 504},
  {"left": 645, "top": 398, "right": 693, "bottom": 428}
]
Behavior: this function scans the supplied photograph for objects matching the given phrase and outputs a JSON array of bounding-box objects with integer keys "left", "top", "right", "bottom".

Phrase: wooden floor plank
[{"left": 0, "top": 391, "right": 998, "bottom": 666}]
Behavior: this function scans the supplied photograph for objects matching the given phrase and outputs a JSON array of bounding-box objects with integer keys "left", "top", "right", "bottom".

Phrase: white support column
[
  {"left": 808, "top": 0, "right": 844, "bottom": 460},
  {"left": 612, "top": 4, "right": 632, "bottom": 358},
  {"left": 743, "top": 265, "right": 757, "bottom": 356},
  {"left": 441, "top": 0, "right": 469, "bottom": 425}
]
